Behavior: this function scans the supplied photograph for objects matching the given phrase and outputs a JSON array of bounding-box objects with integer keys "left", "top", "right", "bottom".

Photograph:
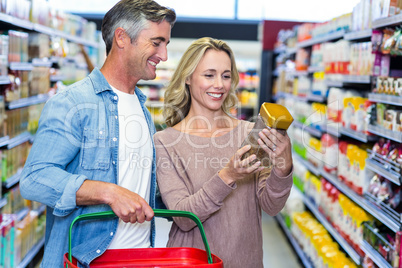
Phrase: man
[{"left": 19, "top": 0, "right": 176, "bottom": 267}]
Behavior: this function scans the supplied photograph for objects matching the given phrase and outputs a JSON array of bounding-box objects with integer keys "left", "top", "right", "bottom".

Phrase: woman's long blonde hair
[{"left": 163, "top": 37, "right": 240, "bottom": 127}]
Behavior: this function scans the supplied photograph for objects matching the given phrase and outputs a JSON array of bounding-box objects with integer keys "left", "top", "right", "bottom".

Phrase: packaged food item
[{"left": 241, "top": 102, "right": 293, "bottom": 167}]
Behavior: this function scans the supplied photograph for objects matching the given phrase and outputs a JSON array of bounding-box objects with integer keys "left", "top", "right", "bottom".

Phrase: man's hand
[{"left": 76, "top": 180, "right": 154, "bottom": 223}]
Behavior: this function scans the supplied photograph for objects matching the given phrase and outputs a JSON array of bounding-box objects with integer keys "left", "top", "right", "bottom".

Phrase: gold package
[{"left": 241, "top": 102, "right": 293, "bottom": 167}]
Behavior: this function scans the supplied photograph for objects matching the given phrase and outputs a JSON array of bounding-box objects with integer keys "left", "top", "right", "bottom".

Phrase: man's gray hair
[{"left": 101, "top": 0, "right": 176, "bottom": 55}]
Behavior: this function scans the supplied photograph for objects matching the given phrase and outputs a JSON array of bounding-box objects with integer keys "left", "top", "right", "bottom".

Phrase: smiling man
[{"left": 19, "top": 1, "right": 176, "bottom": 267}]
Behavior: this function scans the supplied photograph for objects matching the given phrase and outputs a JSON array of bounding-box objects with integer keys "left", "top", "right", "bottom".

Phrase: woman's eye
[
  {"left": 223, "top": 75, "right": 231, "bottom": 79},
  {"left": 205, "top": 74, "right": 214, "bottom": 78}
]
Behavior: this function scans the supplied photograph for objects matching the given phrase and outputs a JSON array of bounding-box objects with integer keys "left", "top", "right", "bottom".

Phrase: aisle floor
[{"left": 155, "top": 213, "right": 302, "bottom": 267}]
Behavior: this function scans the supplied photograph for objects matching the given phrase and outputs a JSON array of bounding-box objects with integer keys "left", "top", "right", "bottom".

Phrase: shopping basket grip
[{"left": 67, "top": 209, "right": 213, "bottom": 266}]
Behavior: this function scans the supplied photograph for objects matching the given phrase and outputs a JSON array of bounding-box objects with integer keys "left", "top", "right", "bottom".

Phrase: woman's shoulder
[{"left": 153, "top": 127, "right": 183, "bottom": 143}]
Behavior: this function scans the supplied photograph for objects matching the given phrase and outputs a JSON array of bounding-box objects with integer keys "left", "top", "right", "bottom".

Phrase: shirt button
[
  {"left": 99, "top": 131, "right": 103, "bottom": 135},
  {"left": 115, "top": 115, "right": 118, "bottom": 119},
  {"left": 110, "top": 232, "right": 114, "bottom": 236},
  {"left": 112, "top": 161, "right": 116, "bottom": 165},
  {"left": 96, "top": 249, "right": 101, "bottom": 254},
  {"left": 114, "top": 96, "right": 118, "bottom": 100},
  {"left": 113, "top": 137, "right": 117, "bottom": 142}
]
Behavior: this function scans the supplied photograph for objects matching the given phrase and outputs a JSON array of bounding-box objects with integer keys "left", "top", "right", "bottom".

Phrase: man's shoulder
[{"left": 52, "top": 77, "right": 100, "bottom": 103}]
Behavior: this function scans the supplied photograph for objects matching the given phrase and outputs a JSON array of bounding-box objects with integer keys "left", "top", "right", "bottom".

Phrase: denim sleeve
[{"left": 20, "top": 91, "right": 87, "bottom": 217}]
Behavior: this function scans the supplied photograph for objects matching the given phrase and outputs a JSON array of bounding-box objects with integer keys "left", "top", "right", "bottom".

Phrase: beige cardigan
[{"left": 154, "top": 120, "right": 293, "bottom": 268}]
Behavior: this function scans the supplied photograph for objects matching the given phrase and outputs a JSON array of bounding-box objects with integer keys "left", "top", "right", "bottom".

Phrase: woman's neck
[{"left": 174, "top": 111, "right": 238, "bottom": 137}]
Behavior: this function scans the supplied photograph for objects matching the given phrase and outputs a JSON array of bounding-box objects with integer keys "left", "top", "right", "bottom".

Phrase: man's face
[{"left": 126, "top": 20, "right": 171, "bottom": 82}]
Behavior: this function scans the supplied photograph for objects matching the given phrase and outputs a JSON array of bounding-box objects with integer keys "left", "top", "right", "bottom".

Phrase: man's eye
[{"left": 153, "top": 42, "right": 160, "bottom": 46}]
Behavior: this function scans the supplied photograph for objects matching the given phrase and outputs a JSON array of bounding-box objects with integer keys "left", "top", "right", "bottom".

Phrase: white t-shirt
[{"left": 108, "top": 86, "right": 153, "bottom": 249}]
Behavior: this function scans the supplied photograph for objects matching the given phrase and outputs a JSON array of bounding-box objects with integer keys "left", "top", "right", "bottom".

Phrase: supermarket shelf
[
  {"left": 367, "top": 124, "right": 402, "bottom": 143},
  {"left": 17, "top": 237, "right": 45, "bottom": 268},
  {"left": 0, "top": 75, "right": 10, "bottom": 84},
  {"left": 306, "top": 93, "right": 326, "bottom": 103},
  {"left": 0, "top": 197, "right": 7, "bottom": 209},
  {"left": 7, "top": 94, "right": 50, "bottom": 110},
  {"left": 3, "top": 168, "right": 22, "bottom": 189},
  {"left": 16, "top": 207, "right": 30, "bottom": 221},
  {"left": 138, "top": 79, "right": 169, "bottom": 86},
  {"left": 321, "top": 125, "right": 341, "bottom": 137},
  {"left": 293, "top": 153, "right": 321, "bottom": 176},
  {"left": 0, "top": 135, "right": 9, "bottom": 147},
  {"left": 302, "top": 191, "right": 362, "bottom": 265},
  {"left": 50, "top": 75, "right": 67, "bottom": 82},
  {"left": 9, "top": 62, "right": 33, "bottom": 71},
  {"left": 35, "top": 204, "right": 47, "bottom": 215},
  {"left": 320, "top": 169, "right": 401, "bottom": 232},
  {"left": 0, "top": 12, "right": 33, "bottom": 30},
  {"left": 275, "top": 214, "right": 314, "bottom": 268},
  {"left": 273, "top": 46, "right": 286, "bottom": 54},
  {"left": 325, "top": 79, "right": 343, "bottom": 87},
  {"left": 326, "top": 75, "right": 371, "bottom": 87},
  {"left": 274, "top": 92, "right": 326, "bottom": 103},
  {"left": 342, "top": 75, "right": 371, "bottom": 84},
  {"left": 339, "top": 127, "right": 377, "bottom": 143},
  {"left": 368, "top": 93, "right": 402, "bottom": 106},
  {"left": 291, "top": 71, "right": 308, "bottom": 77},
  {"left": 293, "top": 121, "right": 322, "bottom": 138},
  {"left": 372, "top": 13, "right": 402, "bottom": 29},
  {"left": 307, "top": 66, "right": 325, "bottom": 73},
  {"left": 286, "top": 47, "right": 297, "bottom": 56},
  {"left": 297, "top": 30, "right": 346, "bottom": 48},
  {"left": 31, "top": 58, "right": 53, "bottom": 68},
  {"left": 360, "top": 240, "right": 392, "bottom": 268},
  {"left": 6, "top": 132, "right": 32, "bottom": 149},
  {"left": 145, "top": 101, "right": 164, "bottom": 108},
  {"left": 0, "top": 13, "right": 98, "bottom": 48},
  {"left": 344, "top": 29, "right": 373, "bottom": 41},
  {"left": 366, "top": 158, "right": 400, "bottom": 185}
]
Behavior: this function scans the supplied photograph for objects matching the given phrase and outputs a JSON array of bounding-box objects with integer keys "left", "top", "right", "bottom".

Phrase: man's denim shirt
[{"left": 20, "top": 68, "right": 159, "bottom": 268}]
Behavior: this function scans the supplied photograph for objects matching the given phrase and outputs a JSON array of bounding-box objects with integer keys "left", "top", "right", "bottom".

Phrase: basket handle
[{"left": 67, "top": 209, "right": 213, "bottom": 267}]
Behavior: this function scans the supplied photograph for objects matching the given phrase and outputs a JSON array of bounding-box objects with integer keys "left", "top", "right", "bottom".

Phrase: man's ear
[{"left": 115, "top": 27, "right": 127, "bottom": 49}]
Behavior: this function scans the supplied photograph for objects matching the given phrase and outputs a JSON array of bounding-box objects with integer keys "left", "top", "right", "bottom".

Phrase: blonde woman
[{"left": 154, "top": 37, "right": 293, "bottom": 267}]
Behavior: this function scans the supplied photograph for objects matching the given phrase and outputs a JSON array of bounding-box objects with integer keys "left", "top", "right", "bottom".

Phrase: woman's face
[{"left": 186, "top": 49, "right": 232, "bottom": 113}]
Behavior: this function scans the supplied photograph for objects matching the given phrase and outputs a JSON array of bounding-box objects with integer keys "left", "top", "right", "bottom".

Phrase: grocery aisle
[
  {"left": 261, "top": 213, "right": 302, "bottom": 267},
  {"left": 155, "top": 214, "right": 302, "bottom": 267}
]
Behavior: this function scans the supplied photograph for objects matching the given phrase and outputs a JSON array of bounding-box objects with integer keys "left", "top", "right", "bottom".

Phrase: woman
[{"left": 154, "top": 37, "right": 293, "bottom": 267}]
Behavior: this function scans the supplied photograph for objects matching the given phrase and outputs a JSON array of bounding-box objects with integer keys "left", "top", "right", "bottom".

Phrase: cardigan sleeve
[
  {"left": 155, "top": 134, "right": 235, "bottom": 232},
  {"left": 256, "top": 166, "right": 293, "bottom": 216}
]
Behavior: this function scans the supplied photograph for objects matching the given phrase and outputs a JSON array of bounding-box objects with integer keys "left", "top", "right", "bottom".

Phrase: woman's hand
[
  {"left": 258, "top": 128, "right": 292, "bottom": 177},
  {"left": 218, "top": 144, "right": 264, "bottom": 185}
]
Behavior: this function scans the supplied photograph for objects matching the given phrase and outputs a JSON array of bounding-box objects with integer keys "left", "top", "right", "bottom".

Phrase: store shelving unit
[
  {"left": 275, "top": 213, "right": 314, "bottom": 268},
  {"left": 296, "top": 188, "right": 362, "bottom": 265},
  {"left": 297, "top": 29, "right": 346, "bottom": 48},
  {"left": 368, "top": 93, "right": 402, "bottom": 106},
  {"left": 0, "top": 8, "right": 100, "bottom": 268},
  {"left": 372, "top": 13, "right": 402, "bottom": 28},
  {"left": 17, "top": 237, "right": 45, "bottom": 268},
  {"left": 273, "top": 9, "right": 402, "bottom": 266},
  {"left": 366, "top": 158, "right": 401, "bottom": 186},
  {"left": 0, "top": 12, "right": 98, "bottom": 48},
  {"left": 293, "top": 121, "right": 322, "bottom": 138},
  {"left": 320, "top": 169, "right": 401, "bottom": 233},
  {"left": 344, "top": 29, "right": 372, "bottom": 41},
  {"left": 360, "top": 240, "right": 393, "bottom": 268}
]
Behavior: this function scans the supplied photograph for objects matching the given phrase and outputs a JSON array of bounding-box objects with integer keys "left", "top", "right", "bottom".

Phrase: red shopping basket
[{"left": 64, "top": 209, "right": 223, "bottom": 267}]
